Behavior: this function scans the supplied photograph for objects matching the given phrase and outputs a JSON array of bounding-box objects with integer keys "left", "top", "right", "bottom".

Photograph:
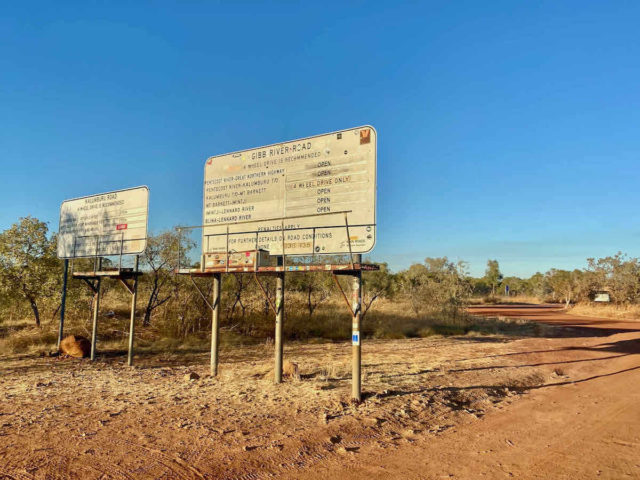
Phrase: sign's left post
[{"left": 57, "top": 259, "right": 69, "bottom": 349}]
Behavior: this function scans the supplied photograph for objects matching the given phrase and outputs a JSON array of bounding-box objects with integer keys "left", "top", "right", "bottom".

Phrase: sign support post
[
  {"left": 211, "top": 272, "right": 221, "bottom": 376},
  {"left": 275, "top": 269, "right": 285, "bottom": 384},
  {"left": 90, "top": 259, "right": 102, "bottom": 361},
  {"left": 57, "top": 259, "right": 69, "bottom": 349},
  {"left": 127, "top": 255, "right": 140, "bottom": 366},
  {"left": 352, "top": 253, "right": 362, "bottom": 402}
]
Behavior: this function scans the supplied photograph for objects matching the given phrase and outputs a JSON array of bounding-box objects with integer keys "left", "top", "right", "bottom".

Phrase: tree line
[
  {"left": 0, "top": 217, "right": 636, "bottom": 334},
  {"left": 471, "top": 254, "right": 639, "bottom": 307}
]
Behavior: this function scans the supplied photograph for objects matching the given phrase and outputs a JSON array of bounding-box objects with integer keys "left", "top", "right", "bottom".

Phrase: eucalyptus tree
[{"left": 0, "top": 217, "right": 60, "bottom": 326}]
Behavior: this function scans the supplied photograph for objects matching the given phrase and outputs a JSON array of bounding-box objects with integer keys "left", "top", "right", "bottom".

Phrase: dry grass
[
  {"left": 0, "top": 325, "right": 58, "bottom": 355},
  {"left": 1, "top": 295, "right": 544, "bottom": 356},
  {"left": 468, "top": 295, "right": 543, "bottom": 305},
  {"left": 569, "top": 302, "right": 640, "bottom": 321}
]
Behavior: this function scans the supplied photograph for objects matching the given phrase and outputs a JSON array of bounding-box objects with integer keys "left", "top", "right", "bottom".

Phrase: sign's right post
[
  {"left": 352, "top": 254, "right": 363, "bottom": 402},
  {"left": 127, "top": 255, "right": 140, "bottom": 367},
  {"left": 275, "top": 272, "right": 285, "bottom": 384},
  {"left": 90, "top": 277, "right": 102, "bottom": 361},
  {"left": 211, "top": 272, "right": 221, "bottom": 376}
]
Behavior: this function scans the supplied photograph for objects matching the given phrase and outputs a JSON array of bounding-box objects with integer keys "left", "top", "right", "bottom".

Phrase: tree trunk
[
  {"left": 29, "top": 299, "right": 40, "bottom": 327},
  {"left": 143, "top": 275, "right": 160, "bottom": 326},
  {"left": 362, "top": 294, "right": 379, "bottom": 319},
  {"left": 143, "top": 308, "right": 152, "bottom": 326},
  {"left": 143, "top": 289, "right": 156, "bottom": 326},
  {"left": 51, "top": 303, "right": 61, "bottom": 322},
  {"left": 142, "top": 287, "right": 157, "bottom": 327}
]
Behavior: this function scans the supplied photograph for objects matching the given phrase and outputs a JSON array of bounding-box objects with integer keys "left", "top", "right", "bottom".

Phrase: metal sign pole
[
  {"left": 127, "top": 255, "right": 140, "bottom": 366},
  {"left": 275, "top": 257, "right": 285, "bottom": 383},
  {"left": 57, "top": 259, "right": 69, "bottom": 349},
  {"left": 352, "top": 254, "right": 362, "bottom": 402},
  {"left": 90, "top": 258, "right": 102, "bottom": 361},
  {"left": 90, "top": 277, "right": 102, "bottom": 361},
  {"left": 211, "top": 272, "right": 221, "bottom": 376}
]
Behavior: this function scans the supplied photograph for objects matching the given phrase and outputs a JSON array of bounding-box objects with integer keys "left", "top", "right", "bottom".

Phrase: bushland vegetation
[
  {"left": 473, "top": 254, "right": 640, "bottom": 309},
  {"left": 0, "top": 216, "right": 637, "bottom": 354}
]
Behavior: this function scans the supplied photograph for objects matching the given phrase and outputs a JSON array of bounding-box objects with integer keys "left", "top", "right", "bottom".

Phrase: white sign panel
[
  {"left": 203, "top": 126, "right": 376, "bottom": 255},
  {"left": 57, "top": 186, "right": 149, "bottom": 259}
]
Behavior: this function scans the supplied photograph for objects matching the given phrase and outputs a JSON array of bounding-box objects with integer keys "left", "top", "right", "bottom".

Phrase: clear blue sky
[{"left": 2, "top": 1, "right": 639, "bottom": 277}]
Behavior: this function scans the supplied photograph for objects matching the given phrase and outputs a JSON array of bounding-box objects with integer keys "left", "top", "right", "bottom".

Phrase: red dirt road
[
  {"left": 297, "top": 305, "right": 640, "bottom": 479},
  {"left": 1, "top": 305, "right": 639, "bottom": 479}
]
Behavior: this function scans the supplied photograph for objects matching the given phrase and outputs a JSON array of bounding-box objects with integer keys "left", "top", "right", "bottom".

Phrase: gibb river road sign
[
  {"left": 57, "top": 186, "right": 149, "bottom": 259},
  {"left": 203, "top": 126, "right": 377, "bottom": 256}
]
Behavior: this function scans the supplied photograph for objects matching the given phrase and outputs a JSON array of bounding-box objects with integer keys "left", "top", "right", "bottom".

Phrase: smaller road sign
[{"left": 57, "top": 186, "right": 149, "bottom": 259}]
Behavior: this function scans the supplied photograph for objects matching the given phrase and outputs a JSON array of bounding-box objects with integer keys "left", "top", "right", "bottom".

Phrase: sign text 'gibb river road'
[{"left": 203, "top": 126, "right": 377, "bottom": 256}]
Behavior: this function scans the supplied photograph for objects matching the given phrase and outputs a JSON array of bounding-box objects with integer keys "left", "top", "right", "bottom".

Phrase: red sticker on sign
[{"left": 116, "top": 224, "right": 128, "bottom": 230}]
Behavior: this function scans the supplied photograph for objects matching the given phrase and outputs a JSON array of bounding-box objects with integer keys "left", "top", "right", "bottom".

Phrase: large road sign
[
  {"left": 203, "top": 126, "right": 376, "bottom": 256},
  {"left": 57, "top": 186, "right": 149, "bottom": 259}
]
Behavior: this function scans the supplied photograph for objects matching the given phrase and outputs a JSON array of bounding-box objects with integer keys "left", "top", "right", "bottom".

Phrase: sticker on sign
[
  {"left": 57, "top": 186, "right": 149, "bottom": 259},
  {"left": 203, "top": 126, "right": 376, "bottom": 256}
]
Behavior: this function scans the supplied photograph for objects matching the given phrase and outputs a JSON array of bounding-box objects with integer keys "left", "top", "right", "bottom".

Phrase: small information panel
[
  {"left": 57, "top": 186, "right": 149, "bottom": 259},
  {"left": 203, "top": 126, "right": 376, "bottom": 255}
]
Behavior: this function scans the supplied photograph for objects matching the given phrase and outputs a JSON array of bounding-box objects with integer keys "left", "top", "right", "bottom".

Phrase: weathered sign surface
[
  {"left": 203, "top": 126, "right": 376, "bottom": 255},
  {"left": 57, "top": 186, "right": 149, "bottom": 258}
]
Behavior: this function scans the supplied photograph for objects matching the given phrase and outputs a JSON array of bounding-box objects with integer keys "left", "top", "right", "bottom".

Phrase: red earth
[{"left": 1, "top": 304, "right": 639, "bottom": 479}]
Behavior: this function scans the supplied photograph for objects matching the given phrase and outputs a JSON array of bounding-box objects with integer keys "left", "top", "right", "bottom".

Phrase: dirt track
[
  {"left": 1, "top": 305, "right": 639, "bottom": 479},
  {"left": 302, "top": 305, "right": 640, "bottom": 479}
]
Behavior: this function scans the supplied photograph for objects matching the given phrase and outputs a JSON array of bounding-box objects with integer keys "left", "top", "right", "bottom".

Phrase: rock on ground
[{"left": 59, "top": 335, "right": 91, "bottom": 358}]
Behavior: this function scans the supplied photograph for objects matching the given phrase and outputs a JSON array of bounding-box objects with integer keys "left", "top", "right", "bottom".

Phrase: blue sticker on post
[{"left": 352, "top": 331, "right": 360, "bottom": 345}]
